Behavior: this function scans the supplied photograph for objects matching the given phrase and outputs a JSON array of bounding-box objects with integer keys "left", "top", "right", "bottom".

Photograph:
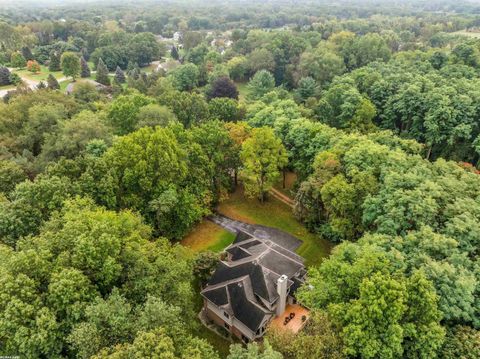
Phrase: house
[{"left": 200, "top": 230, "right": 307, "bottom": 343}]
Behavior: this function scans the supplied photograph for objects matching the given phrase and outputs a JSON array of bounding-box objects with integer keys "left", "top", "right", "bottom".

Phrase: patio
[{"left": 269, "top": 304, "right": 310, "bottom": 333}]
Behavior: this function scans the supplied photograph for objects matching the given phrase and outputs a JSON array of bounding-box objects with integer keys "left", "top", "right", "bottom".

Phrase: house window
[
  {"left": 223, "top": 311, "right": 229, "bottom": 319},
  {"left": 241, "top": 334, "right": 249, "bottom": 343},
  {"left": 224, "top": 323, "right": 230, "bottom": 330}
]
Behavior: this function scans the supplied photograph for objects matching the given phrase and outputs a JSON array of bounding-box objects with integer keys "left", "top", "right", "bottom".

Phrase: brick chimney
[{"left": 276, "top": 274, "right": 288, "bottom": 316}]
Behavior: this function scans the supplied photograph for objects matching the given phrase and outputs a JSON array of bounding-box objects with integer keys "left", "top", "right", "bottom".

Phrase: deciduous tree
[
  {"left": 240, "top": 127, "right": 287, "bottom": 202},
  {"left": 61, "top": 52, "right": 81, "bottom": 80}
]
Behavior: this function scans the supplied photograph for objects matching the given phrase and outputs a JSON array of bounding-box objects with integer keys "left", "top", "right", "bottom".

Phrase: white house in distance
[{"left": 200, "top": 230, "right": 308, "bottom": 343}]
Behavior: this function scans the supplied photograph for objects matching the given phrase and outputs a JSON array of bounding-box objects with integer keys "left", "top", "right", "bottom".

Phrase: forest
[{"left": 0, "top": 0, "right": 480, "bottom": 358}]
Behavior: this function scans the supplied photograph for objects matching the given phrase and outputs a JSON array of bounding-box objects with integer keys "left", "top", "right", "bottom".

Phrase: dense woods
[{"left": 1, "top": 0, "right": 480, "bottom": 358}]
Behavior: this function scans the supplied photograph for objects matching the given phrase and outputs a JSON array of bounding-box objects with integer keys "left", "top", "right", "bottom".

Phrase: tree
[
  {"left": 344, "top": 33, "right": 391, "bottom": 69},
  {"left": 128, "top": 32, "right": 162, "bottom": 67},
  {"left": 298, "top": 45, "right": 345, "bottom": 87},
  {"left": 114, "top": 66, "right": 126, "bottom": 84},
  {"left": 0, "top": 160, "right": 27, "bottom": 195},
  {"left": 193, "top": 251, "right": 219, "bottom": 285},
  {"left": 209, "top": 97, "right": 241, "bottom": 122},
  {"left": 47, "top": 74, "right": 60, "bottom": 90},
  {"left": 247, "top": 48, "right": 275, "bottom": 75},
  {"left": 80, "top": 56, "right": 90, "bottom": 78},
  {"left": 107, "top": 91, "right": 153, "bottom": 134},
  {"left": 441, "top": 326, "right": 480, "bottom": 359},
  {"left": 101, "top": 126, "right": 208, "bottom": 239},
  {"left": 298, "top": 241, "right": 445, "bottom": 359},
  {"left": 240, "top": 127, "right": 287, "bottom": 202},
  {"left": 95, "top": 58, "right": 110, "bottom": 86},
  {"left": 61, "top": 52, "right": 81, "bottom": 80},
  {"left": 295, "top": 76, "right": 319, "bottom": 103},
  {"left": 247, "top": 70, "right": 275, "bottom": 100},
  {"left": 171, "top": 63, "right": 199, "bottom": 91},
  {"left": 26, "top": 60, "right": 40, "bottom": 73},
  {"left": 41, "top": 110, "right": 112, "bottom": 162},
  {"left": 21, "top": 46, "right": 34, "bottom": 61},
  {"left": 452, "top": 43, "right": 480, "bottom": 67},
  {"left": 208, "top": 76, "right": 239, "bottom": 100},
  {"left": 10, "top": 51, "right": 26, "bottom": 68},
  {"left": 49, "top": 51, "right": 61, "bottom": 71},
  {"left": 227, "top": 56, "right": 248, "bottom": 81},
  {"left": 0, "top": 66, "right": 11, "bottom": 85},
  {"left": 171, "top": 45, "right": 179, "bottom": 60},
  {"left": 266, "top": 311, "right": 344, "bottom": 359},
  {"left": 135, "top": 104, "right": 177, "bottom": 129},
  {"left": 159, "top": 90, "right": 210, "bottom": 127}
]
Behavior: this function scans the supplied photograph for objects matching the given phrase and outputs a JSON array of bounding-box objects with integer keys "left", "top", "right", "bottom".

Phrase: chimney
[{"left": 276, "top": 275, "right": 288, "bottom": 316}]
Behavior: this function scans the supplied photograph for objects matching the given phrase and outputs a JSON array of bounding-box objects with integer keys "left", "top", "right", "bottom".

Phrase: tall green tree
[
  {"left": 240, "top": 127, "right": 287, "bottom": 202},
  {"left": 247, "top": 70, "right": 275, "bottom": 100},
  {"left": 80, "top": 56, "right": 90, "bottom": 78},
  {"left": 49, "top": 51, "right": 61, "bottom": 71},
  {"left": 95, "top": 58, "right": 110, "bottom": 86},
  {"left": 61, "top": 52, "right": 81, "bottom": 81}
]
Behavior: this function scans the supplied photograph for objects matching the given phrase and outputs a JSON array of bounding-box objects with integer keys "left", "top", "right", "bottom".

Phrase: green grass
[
  {"left": 13, "top": 65, "right": 64, "bottom": 82},
  {"left": 59, "top": 79, "right": 72, "bottom": 91},
  {"left": 181, "top": 220, "right": 235, "bottom": 252},
  {"left": 192, "top": 324, "right": 232, "bottom": 358},
  {"left": 218, "top": 185, "right": 332, "bottom": 267},
  {"left": 235, "top": 81, "right": 248, "bottom": 102}
]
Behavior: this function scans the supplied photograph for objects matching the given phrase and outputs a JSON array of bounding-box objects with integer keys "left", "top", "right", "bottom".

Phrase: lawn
[
  {"left": 13, "top": 65, "right": 64, "bottom": 82},
  {"left": 235, "top": 81, "right": 248, "bottom": 102},
  {"left": 217, "top": 185, "right": 332, "bottom": 267},
  {"left": 181, "top": 220, "right": 236, "bottom": 252}
]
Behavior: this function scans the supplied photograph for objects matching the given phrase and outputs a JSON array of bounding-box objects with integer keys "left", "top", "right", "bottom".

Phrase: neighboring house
[{"left": 201, "top": 230, "right": 307, "bottom": 343}]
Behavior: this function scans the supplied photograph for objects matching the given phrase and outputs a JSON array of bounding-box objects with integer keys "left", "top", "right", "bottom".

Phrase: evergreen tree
[
  {"left": 47, "top": 74, "right": 60, "bottom": 90},
  {"left": 96, "top": 58, "right": 110, "bottom": 86},
  {"left": 21, "top": 47, "right": 33, "bottom": 61},
  {"left": 48, "top": 51, "right": 61, "bottom": 71},
  {"left": 171, "top": 45, "right": 179, "bottom": 60},
  {"left": 80, "top": 56, "right": 90, "bottom": 78},
  {"left": 0, "top": 66, "right": 11, "bottom": 86},
  {"left": 114, "top": 66, "right": 126, "bottom": 84}
]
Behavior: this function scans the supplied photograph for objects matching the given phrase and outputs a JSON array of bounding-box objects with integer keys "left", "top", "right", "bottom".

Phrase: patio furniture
[
  {"left": 289, "top": 313, "right": 295, "bottom": 319},
  {"left": 301, "top": 315, "right": 307, "bottom": 322}
]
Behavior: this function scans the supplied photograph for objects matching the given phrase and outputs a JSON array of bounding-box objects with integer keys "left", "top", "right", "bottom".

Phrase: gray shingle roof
[{"left": 201, "top": 230, "right": 305, "bottom": 333}]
